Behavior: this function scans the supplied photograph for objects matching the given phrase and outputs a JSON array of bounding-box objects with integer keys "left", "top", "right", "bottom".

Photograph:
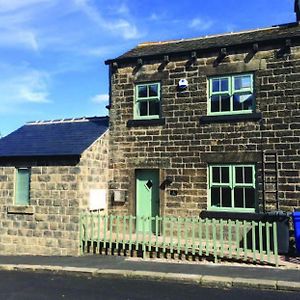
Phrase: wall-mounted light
[
  {"left": 178, "top": 78, "right": 189, "bottom": 90},
  {"left": 165, "top": 176, "right": 173, "bottom": 185},
  {"left": 160, "top": 176, "right": 173, "bottom": 190}
]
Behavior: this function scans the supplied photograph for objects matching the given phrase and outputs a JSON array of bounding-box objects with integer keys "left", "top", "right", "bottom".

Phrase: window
[
  {"left": 208, "top": 165, "right": 256, "bottom": 212},
  {"left": 208, "top": 74, "right": 254, "bottom": 115},
  {"left": 135, "top": 83, "right": 160, "bottom": 119},
  {"left": 15, "top": 168, "right": 30, "bottom": 205}
]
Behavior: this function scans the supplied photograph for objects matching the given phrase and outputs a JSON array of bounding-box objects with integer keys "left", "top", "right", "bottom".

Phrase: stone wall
[
  {"left": 108, "top": 44, "right": 300, "bottom": 217},
  {"left": 0, "top": 132, "right": 109, "bottom": 255},
  {"left": 78, "top": 130, "right": 110, "bottom": 209}
]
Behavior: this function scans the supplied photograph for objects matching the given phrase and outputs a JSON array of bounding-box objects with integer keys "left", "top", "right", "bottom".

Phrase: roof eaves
[
  {"left": 0, "top": 154, "right": 82, "bottom": 159},
  {"left": 105, "top": 23, "right": 300, "bottom": 65}
]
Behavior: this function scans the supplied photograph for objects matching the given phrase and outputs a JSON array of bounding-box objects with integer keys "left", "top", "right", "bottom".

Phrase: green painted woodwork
[
  {"left": 208, "top": 73, "right": 254, "bottom": 116},
  {"left": 136, "top": 169, "right": 159, "bottom": 233},
  {"left": 134, "top": 82, "right": 161, "bottom": 119},
  {"left": 15, "top": 168, "right": 30, "bottom": 205},
  {"left": 208, "top": 164, "right": 256, "bottom": 212},
  {"left": 79, "top": 213, "right": 279, "bottom": 267}
]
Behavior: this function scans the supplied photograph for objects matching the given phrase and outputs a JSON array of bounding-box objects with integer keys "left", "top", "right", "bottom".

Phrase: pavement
[{"left": 0, "top": 255, "right": 299, "bottom": 292}]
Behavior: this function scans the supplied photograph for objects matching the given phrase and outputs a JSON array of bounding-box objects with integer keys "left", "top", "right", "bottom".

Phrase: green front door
[{"left": 136, "top": 169, "right": 160, "bottom": 233}]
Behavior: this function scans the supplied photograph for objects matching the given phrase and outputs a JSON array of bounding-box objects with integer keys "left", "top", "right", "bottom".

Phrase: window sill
[
  {"left": 200, "top": 112, "right": 262, "bottom": 124},
  {"left": 7, "top": 205, "right": 34, "bottom": 215},
  {"left": 127, "top": 118, "right": 165, "bottom": 127}
]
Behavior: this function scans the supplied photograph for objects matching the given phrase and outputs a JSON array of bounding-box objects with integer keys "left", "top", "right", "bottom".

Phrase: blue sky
[{"left": 0, "top": 0, "right": 296, "bottom": 136}]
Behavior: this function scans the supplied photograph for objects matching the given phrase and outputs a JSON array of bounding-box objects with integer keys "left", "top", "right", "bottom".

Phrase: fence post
[
  {"left": 84, "top": 213, "right": 88, "bottom": 253},
  {"left": 198, "top": 218, "right": 202, "bottom": 257},
  {"left": 252, "top": 221, "right": 257, "bottom": 262},
  {"left": 273, "top": 222, "right": 279, "bottom": 267},
  {"left": 212, "top": 219, "right": 217, "bottom": 263},
  {"left": 129, "top": 215, "right": 133, "bottom": 252},
  {"left": 243, "top": 221, "right": 248, "bottom": 261},
  {"left": 259, "top": 221, "right": 263, "bottom": 262},
  {"left": 177, "top": 217, "right": 181, "bottom": 255},
  {"left": 228, "top": 219, "right": 232, "bottom": 259},
  {"left": 191, "top": 218, "right": 196, "bottom": 256},
  {"left": 97, "top": 212, "right": 101, "bottom": 253},
  {"left": 155, "top": 216, "right": 159, "bottom": 253},
  {"left": 116, "top": 215, "right": 120, "bottom": 252},
  {"left": 79, "top": 212, "right": 83, "bottom": 255},
  {"left": 266, "top": 222, "right": 271, "bottom": 264},
  {"left": 205, "top": 218, "right": 209, "bottom": 256},
  {"left": 170, "top": 217, "right": 174, "bottom": 254},
  {"left": 236, "top": 220, "right": 240, "bottom": 259}
]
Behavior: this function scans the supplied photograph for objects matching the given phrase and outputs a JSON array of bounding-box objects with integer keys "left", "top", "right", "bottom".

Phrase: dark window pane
[
  {"left": 221, "top": 78, "right": 229, "bottom": 91},
  {"left": 221, "top": 167, "right": 229, "bottom": 183},
  {"left": 234, "top": 77, "right": 241, "bottom": 90},
  {"left": 212, "top": 79, "right": 219, "bottom": 92},
  {"left": 221, "top": 95, "right": 230, "bottom": 111},
  {"left": 243, "top": 94, "right": 254, "bottom": 110},
  {"left": 149, "top": 101, "right": 159, "bottom": 116},
  {"left": 235, "top": 167, "right": 243, "bottom": 183},
  {"left": 211, "top": 95, "right": 219, "bottom": 112},
  {"left": 222, "top": 187, "right": 232, "bottom": 207},
  {"left": 245, "top": 167, "right": 253, "bottom": 184},
  {"left": 212, "top": 167, "right": 220, "bottom": 183},
  {"left": 233, "top": 94, "right": 242, "bottom": 111},
  {"left": 245, "top": 188, "right": 255, "bottom": 208},
  {"left": 149, "top": 84, "right": 158, "bottom": 97},
  {"left": 138, "top": 86, "right": 147, "bottom": 98},
  {"left": 234, "top": 188, "right": 244, "bottom": 208},
  {"left": 211, "top": 187, "right": 220, "bottom": 207},
  {"left": 233, "top": 93, "right": 253, "bottom": 111},
  {"left": 139, "top": 102, "right": 148, "bottom": 116}
]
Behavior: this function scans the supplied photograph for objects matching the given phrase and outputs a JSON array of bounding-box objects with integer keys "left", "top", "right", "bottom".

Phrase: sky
[{"left": 0, "top": 0, "right": 296, "bottom": 136}]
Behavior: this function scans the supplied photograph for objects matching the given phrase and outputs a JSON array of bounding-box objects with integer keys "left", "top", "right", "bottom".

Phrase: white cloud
[
  {"left": 189, "top": 17, "right": 214, "bottom": 31},
  {"left": 73, "top": 0, "right": 142, "bottom": 39},
  {"left": 149, "top": 13, "right": 159, "bottom": 21},
  {"left": 0, "top": 0, "right": 53, "bottom": 12},
  {"left": 0, "top": 30, "right": 39, "bottom": 51},
  {"left": 0, "top": 1, "right": 52, "bottom": 51},
  {"left": 0, "top": 65, "right": 51, "bottom": 109},
  {"left": 111, "top": 2, "right": 129, "bottom": 16},
  {"left": 91, "top": 94, "right": 109, "bottom": 104},
  {"left": 83, "top": 46, "right": 112, "bottom": 57}
]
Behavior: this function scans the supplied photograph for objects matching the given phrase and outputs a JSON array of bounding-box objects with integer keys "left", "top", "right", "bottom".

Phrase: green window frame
[
  {"left": 208, "top": 74, "right": 254, "bottom": 115},
  {"left": 134, "top": 82, "right": 161, "bottom": 119},
  {"left": 15, "top": 168, "right": 31, "bottom": 205},
  {"left": 208, "top": 164, "right": 256, "bottom": 212}
]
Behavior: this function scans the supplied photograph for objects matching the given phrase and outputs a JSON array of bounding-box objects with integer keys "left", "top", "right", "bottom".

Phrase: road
[{"left": 0, "top": 271, "right": 298, "bottom": 300}]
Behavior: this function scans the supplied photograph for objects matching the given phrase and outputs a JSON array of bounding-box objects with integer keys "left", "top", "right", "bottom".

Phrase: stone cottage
[
  {"left": 105, "top": 23, "right": 300, "bottom": 227},
  {"left": 0, "top": 116, "right": 109, "bottom": 255}
]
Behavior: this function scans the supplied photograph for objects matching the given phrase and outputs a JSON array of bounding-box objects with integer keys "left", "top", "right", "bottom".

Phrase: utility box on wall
[{"left": 114, "top": 190, "right": 126, "bottom": 203}]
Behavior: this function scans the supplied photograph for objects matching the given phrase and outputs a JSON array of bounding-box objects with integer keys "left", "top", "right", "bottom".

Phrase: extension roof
[
  {"left": 0, "top": 116, "right": 109, "bottom": 158},
  {"left": 105, "top": 22, "right": 300, "bottom": 64}
]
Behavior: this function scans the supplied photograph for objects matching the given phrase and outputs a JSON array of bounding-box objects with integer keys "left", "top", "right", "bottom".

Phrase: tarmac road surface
[{"left": 0, "top": 270, "right": 299, "bottom": 300}]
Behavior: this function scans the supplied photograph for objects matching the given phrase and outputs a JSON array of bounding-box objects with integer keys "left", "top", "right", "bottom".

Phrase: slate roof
[
  {"left": 0, "top": 116, "right": 109, "bottom": 158},
  {"left": 106, "top": 23, "right": 300, "bottom": 64}
]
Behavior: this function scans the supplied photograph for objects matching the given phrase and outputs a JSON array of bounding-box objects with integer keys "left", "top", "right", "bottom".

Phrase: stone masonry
[
  {"left": 108, "top": 28, "right": 300, "bottom": 218},
  {"left": 0, "top": 131, "right": 109, "bottom": 255}
]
